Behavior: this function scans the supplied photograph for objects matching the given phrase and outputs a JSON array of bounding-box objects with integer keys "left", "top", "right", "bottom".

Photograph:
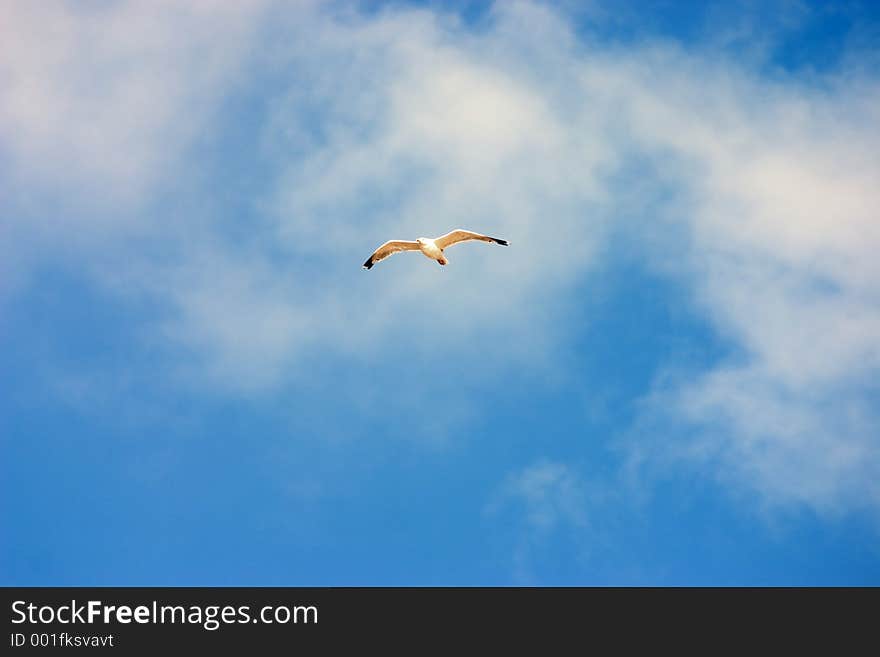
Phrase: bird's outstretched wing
[
  {"left": 363, "top": 240, "right": 420, "bottom": 269},
  {"left": 434, "top": 229, "right": 509, "bottom": 250}
]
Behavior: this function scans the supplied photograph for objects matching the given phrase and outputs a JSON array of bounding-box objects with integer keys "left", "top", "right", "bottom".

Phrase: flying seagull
[{"left": 362, "top": 229, "right": 509, "bottom": 270}]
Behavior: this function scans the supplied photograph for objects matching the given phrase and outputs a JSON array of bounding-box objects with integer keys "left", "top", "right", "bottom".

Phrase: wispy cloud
[
  {"left": 0, "top": 0, "right": 268, "bottom": 294},
  {"left": 2, "top": 1, "right": 268, "bottom": 196},
  {"left": 598, "top": 39, "right": 880, "bottom": 514},
  {"left": 486, "top": 460, "right": 590, "bottom": 582}
]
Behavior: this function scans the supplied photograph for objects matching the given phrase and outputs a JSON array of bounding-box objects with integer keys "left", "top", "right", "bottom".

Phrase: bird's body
[
  {"left": 415, "top": 238, "right": 447, "bottom": 265},
  {"left": 363, "top": 229, "right": 508, "bottom": 270}
]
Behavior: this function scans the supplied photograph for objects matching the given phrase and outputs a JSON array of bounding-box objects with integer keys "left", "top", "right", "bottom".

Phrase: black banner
[{"left": 2, "top": 587, "right": 876, "bottom": 651}]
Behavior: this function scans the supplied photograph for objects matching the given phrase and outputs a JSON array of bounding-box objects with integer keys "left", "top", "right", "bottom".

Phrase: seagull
[{"left": 362, "top": 229, "right": 509, "bottom": 270}]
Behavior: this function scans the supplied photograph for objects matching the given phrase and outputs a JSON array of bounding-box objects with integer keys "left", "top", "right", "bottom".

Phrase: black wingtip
[
  {"left": 363, "top": 258, "right": 374, "bottom": 270},
  {"left": 493, "top": 237, "right": 509, "bottom": 246}
]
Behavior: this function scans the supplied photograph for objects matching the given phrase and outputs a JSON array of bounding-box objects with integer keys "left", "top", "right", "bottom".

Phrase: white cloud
[
  {"left": 491, "top": 460, "right": 588, "bottom": 532},
  {"left": 593, "top": 48, "right": 880, "bottom": 514},
  {"left": 3, "top": 1, "right": 879, "bottom": 513},
  {"left": 486, "top": 460, "right": 590, "bottom": 582},
  {"left": 152, "top": 1, "right": 612, "bottom": 389},
  {"left": 0, "top": 0, "right": 268, "bottom": 263},
  {"left": 673, "top": 369, "right": 880, "bottom": 513}
]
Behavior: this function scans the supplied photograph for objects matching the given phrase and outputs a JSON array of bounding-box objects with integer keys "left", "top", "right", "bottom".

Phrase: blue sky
[{"left": 2, "top": 0, "right": 879, "bottom": 585}]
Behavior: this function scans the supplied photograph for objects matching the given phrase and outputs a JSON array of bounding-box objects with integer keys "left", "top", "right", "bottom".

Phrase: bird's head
[{"left": 415, "top": 238, "right": 424, "bottom": 246}]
